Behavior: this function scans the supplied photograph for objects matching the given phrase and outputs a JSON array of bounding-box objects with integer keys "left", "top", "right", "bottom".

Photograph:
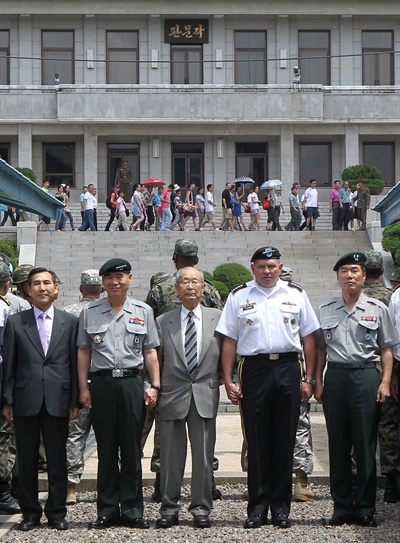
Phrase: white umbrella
[
  {"left": 234, "top": 176, "right": 255, "bottom": 186},
  {"left": 260, "top": 179, "right": 283, "bottom": 189}
]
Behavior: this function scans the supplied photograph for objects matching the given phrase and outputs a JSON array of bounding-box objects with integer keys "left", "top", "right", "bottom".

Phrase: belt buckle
[
  {"left": 112, "top": 368, "right": 124, "bottom": 378},
  {"left": 269, "top": 353, "right": 279, "bottom": 360}
]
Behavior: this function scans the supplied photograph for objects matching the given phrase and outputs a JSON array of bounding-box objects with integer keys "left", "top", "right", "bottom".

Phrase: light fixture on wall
[
  {"left": 279, "top": 49, "right": 287, "bottom": 69},
  {"left": 54, "top": 73, "right": 60, "bottom": 85},
  {"left": 151, "top": 49, "right": 159, "bottom": 69},
  {"left": 216, "top": 138, "right": 224, "bottom": 159},
  {"left": 86, "top": 49, "right": 94, "bottom": 69},
  {"left": 152, "top": 138, "right": 160, "bottom": 158},
  {"left": 215, "top": 49, "right": 223, "bottom": 69}
]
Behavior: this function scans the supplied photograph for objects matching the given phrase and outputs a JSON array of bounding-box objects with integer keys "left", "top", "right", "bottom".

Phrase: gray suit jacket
[
  {"left": 2, "top": 307, "right": 79, "bottom": 417},
  {"left": 156, "top": 306, "right": 222, "bottom": 421}
]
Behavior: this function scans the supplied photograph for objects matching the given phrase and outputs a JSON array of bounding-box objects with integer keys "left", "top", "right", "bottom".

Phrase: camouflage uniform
[
  {"left": 63, "top": 270, "right": 102, "bottom": 487},
  {"left": 143, "top": 239, "right": 223, "bottom": 490},
  {"left": 356, "top": 183, "right": 371, "bottom": 231},
  {"left": 115, "top": 159, "right": 132, "bottom": 201}
]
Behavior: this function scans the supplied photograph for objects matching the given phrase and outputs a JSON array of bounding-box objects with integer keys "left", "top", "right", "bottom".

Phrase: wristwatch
[
  {"left": 150, "top": 384, "right": 161, "bottom": 392},
  {"left": 302, "top": 378, "right": 316, "bottom": 387}
]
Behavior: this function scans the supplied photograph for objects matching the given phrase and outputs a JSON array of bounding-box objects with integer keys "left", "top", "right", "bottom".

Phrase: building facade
[{"left": 0, "top": 0, "right": 399, "bottom": 202}]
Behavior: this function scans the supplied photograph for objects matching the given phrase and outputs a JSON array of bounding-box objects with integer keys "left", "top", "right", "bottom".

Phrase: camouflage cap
[
  {"left": 150, "top": 271, "right": 170, "bottom": 289},
  {"left": 0, "top": 262, "right": 11, "bottom": 282},
  {"left": 12, "top": 264, "right": 34, "bottom": 284},
  {"left": 174, "top": 239, "right": 198, "bottom": 257},
  {"left": 390, "top": 268, "right": 400, "bottom": 283},
  {"left": 81, "top": 269, "right": 102, "bottom": 286},
  {"left": 364, "top": 250, "right": 383, "bottom": 270}
]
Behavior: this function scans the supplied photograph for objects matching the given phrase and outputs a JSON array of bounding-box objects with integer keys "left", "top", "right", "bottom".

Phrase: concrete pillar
[
  {"left": 212, "top": 16, "right": 226, "bottom": 85},
  {"left": 19, "top": 15, "right": 32, "bottom": 85},
  {"left": 340, "top": 16, "right": 354, "bottom": 85},
  {"left": 148, "top": 16, "right": 162, "bottom": 84},
  {"left": 344, "top": 124, "right": 359, "bottom": 167},
  {"left": 83, "top": 124, "right": 99, "bottom": 193},
  {"left": 280, "top": 125, "right": 294, "bottom": 188},
  {"left": 83, "top": 15, "right": 97, "bottom": 85},
  {"left": 18, "top": 125, "right": 32, "bottom": 169},
  {"left": 276, "top": 16, "right": 290, "bottom": 85}
]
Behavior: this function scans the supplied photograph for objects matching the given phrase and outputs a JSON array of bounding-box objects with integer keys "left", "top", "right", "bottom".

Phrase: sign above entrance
[{"left": 164, "top": 19, "right": 209, "bottom": 44}]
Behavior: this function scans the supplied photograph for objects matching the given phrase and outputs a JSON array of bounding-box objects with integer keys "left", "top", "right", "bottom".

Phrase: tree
[{"left": 341, "top": 164, "right": 384, "bottom": 195}]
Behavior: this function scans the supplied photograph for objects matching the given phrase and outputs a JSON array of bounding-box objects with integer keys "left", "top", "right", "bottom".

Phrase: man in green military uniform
[
  {"left": 363, "top": 250, "right": 400, "bottom": 502},
  {"left": 315, "top": 252, "right": 399, "bottom": 528},
  {"left": 115, "top": 158, "right": 132, "bottom": 201},
  {"left": 144, "top": 239, "right": 223, "bottom": 501},
  {"left": 77, "top": 258, "right": 160, "bottom": 529},
  {"left": 355, "top": 179, "right": 370, "bottom": 231}
]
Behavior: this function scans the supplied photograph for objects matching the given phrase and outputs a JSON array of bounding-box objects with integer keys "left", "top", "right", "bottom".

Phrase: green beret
[
  {"left": 174, "top": 239, "right": 198, "bottom": 257},
  {"left": 251, "top": 246, "right": 281, "bottom": 262},
  {"left": 333, "top": 252, "right": 367, "bottom": 271},
  {"left": 99, "top": 258, "right": 131, "bottom": 276},
  {"left": 364, "top": 250, "right": 383, "bottom": 270}
]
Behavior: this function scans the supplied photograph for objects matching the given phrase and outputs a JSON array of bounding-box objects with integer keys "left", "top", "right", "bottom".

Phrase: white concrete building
[{"left": 0, "top": 0, "right": 399, "bottom": 202}]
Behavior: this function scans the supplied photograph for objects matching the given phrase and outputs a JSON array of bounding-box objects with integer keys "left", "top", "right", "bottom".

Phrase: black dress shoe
[
  {"left": 193, "top": 515, "right": 211, "bottom": 528},
  {"left": 243, "top": 514, "right": 268, "bottom": 528},
  {"left": 272, "top": 515, "right": 291, "bottom": 528},
  {"left": 17, "top": 519, "right": 40, "bottom": 531},
  {"left": 156, "top": 515, "right": 179, "bottom": 528},
  {"left": 322, "top": 515, "right": 355, "bottom": 526},
  {"left": 48, "top": 519, "right": 68, "bottom": 530},
  {"left": 88, "top": 517, "right": 119, "bottom": 529},
  {"left": 357, "top": 515, "right": 377, "bottom": 527},
  {"left": 123, "top": 517, "right": 150, "bottom": 529},
  {"left": 212, "top": 487, "right": 222, "bottom": 500}
]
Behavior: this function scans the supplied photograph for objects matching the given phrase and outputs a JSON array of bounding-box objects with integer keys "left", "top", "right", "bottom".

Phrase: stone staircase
[{"left": 36, "top": 228, "right": 372, "bottom": 311}]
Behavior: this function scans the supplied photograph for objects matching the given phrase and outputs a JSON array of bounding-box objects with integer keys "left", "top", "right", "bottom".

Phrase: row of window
[
  {"left": 0, "top": 141, "right": 395, "bottom": 189},
  {"left": 0, "top": 29, "right": 395, "bottom": 85}
]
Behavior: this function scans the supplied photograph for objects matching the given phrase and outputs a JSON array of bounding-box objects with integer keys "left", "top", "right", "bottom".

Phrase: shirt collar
[
  {"left": 181, "top": 304, "right": 202, "bottom": 320},
  {"left": 33, "top": 305, "right": 54, "bottom": 320}
]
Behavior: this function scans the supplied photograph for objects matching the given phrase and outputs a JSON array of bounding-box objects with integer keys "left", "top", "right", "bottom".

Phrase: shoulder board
[
  {"left": 288, "top": 281, "right": 303, "bottom": 292},
  {"left": 364, "top": 296, "right": 386, "bottom": 310},
  {"left": 231, "top": 283, "right": 247, "bottom": 295},
  {"left": 0, "top": 294, "right": 11, "bottom": 306},
  {"left": 319, "top": 296, "right": 338, "bottom": 308}
]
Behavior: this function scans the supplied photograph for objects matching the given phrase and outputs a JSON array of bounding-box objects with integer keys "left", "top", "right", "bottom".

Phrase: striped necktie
[{"left": 184, "top": 311, "right": 198, "bottom": 375}]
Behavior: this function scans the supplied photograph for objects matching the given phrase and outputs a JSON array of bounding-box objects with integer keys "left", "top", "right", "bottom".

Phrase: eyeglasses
[{"left": 177, "top": 279, "right": 203, "bottom": 287}]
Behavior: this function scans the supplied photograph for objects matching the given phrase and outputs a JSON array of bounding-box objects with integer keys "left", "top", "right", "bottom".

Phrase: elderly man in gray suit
[{"left": 155, "top": 267, "right": 222, "bottom": 529}]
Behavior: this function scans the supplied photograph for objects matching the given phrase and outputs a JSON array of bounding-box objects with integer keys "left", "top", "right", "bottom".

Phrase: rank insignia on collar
[
  {"left": 247, "top": 319, "right": 253, "bottom": 326},
  {"left": 325, "top": 331, "right": 332, "bottom": 341},
  {"left": 93, "top": 335, "right": 102, "bottom": 344}
]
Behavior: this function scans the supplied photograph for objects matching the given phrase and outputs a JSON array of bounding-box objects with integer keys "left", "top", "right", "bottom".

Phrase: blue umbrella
[{"left": 260, "top": 179, "right": 283, "bottom": 190}]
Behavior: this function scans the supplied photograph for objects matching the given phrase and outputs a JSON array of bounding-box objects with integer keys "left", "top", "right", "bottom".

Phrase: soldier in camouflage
[
  {"left": 390, "top": 268, "right": 400, "bottom": 291},
  {"left": 355, "top": 179, "right": 370, "bottom": 231},
  {"left": 144, "top": 239, "right": 223, "bottom": 502},
  {"left": 0, "top": 263, "right": 21, "bottom": 514},
  {"left": 11, "top": 264, "right": 34, "bottom": 305},
  {"left": 63, "top": 269, "right": 103, "bottom": 505},
  {"left": 363, "top": 250, "right": 399, "bottom": 502}
]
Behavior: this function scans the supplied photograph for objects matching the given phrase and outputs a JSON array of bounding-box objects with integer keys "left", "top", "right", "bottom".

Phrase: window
[
  {"left": 172, "top": 142, "right": 203, "bottom": 187},
  {"left": 0, "top": 30, "right": 10, "bottom": 85},
  {"left": 236, "top": 143, "right": 267, "bottom": 183},
  {"left": 107, "top": 31, "right": 139, "bottom": 84},
  {"left": 362, "top": 31, "right": 394, "bottom": 85},
  {"left": 171, "top": 46, "right": 203, "bottom": 84},
  {"left": 235, "top": 31, "right": 267, "bottom": 84},
  {"left": 298, "top": 31, "right": 330, "bottom": 85},
  {"left": 42, "top": 30, "right": 74, "bottom": 85},
  {"left": 43, "top": 143, "right": 75, "bottom": 186},
  {"left": 363, "top": 142, "right": 395, "bottom": 186},
  {"left": 0, "top": 143, "right": 10, "bottom": 163},
  {"left": 107, "top": 143, "right": 140, "bottom": 194},
  {"left": 299, "top": 143, "right": 331, "bottom": 186}
]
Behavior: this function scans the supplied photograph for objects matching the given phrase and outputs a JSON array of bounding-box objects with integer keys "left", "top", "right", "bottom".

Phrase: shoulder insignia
[
  {"left": 288, "top": 281, "right": 303, "bottom": 292},
  {"left": 232, "top": 283, "right": 247, "bottom": 295},
  {"left": 0, "top": 294, "right": 11, "bottom": 306}
]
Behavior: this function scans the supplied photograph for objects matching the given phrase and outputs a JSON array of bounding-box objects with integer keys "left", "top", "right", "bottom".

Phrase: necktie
[
  {"left": 38, "top": 312, "right": 49, "bottom": 355},
  {"left": 184, "top": 311, "right": 198, "bottom": 375}
]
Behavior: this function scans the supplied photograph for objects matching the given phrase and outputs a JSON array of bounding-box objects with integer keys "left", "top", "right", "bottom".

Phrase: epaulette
[
  {"left": 231, "top": 283, "right": 247, "bottom": 294},
  {"left": 288, "top": 281, "right": 303, "bottom": 292},
  {"left": 319, "top": 296, "right": 338, "bottom": 308},
  {"left": 0, "top": 295, "right": 11, "bottom": 306}
]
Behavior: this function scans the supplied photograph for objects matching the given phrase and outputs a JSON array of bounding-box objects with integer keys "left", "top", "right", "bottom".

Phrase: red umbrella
[{"left": 143, "top": 178, "right": 165, "bottom": 189}]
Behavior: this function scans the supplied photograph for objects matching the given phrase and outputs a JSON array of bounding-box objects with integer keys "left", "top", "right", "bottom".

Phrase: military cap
[
  {"left": 150, "top": 271, "right": 170, "bottom": 289},
  {"left": 279, "top": 267, "right": 293, "bottom": 281},
  {"left": 364, "top": 250, "right": 383, "bottom": 270},
  {"left": 81, "top": 269, "right": 102, "bottom": 286},
  {"left": 12, "top": 264, "right": 34, "bottom": 284},
  {"left": 0, "top": 262, "right": 11, "bottom": 282},
  {"left": 389, "top": 268, "right": 400, "bottom": 283},
  {"left": 174, "top": 239, "right": 198, "bottom": 257},
  {"left": 99, "top": 258, "right": 131, "bottom": 276},
  {"left": 251, "top": 246, "right": 281, "bottom": 262},
  {"left": 0, "top": 253, "right": 12, "bottom": 273},
  {"left": 333, "top": 252, "right": 367, "bottom": 271}
]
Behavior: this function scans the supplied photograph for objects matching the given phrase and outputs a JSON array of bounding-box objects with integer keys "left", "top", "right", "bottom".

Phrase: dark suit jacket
[
  {"left": 2, "top": 307, "right": 79, "bottom": 417},
  {"left": 156, "top": 306, "right": 222, "bottom": 421}
]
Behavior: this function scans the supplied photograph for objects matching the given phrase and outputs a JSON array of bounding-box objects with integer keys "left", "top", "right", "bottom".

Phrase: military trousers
[
  {"left": 240, "top": 354, "right": 300, "bottom": 519},
  {"left": 323, "top": 365, "right": 380, "bottom": 519},
  {"left": 90, "top": 374, "right": 145, "bottom": 520}
]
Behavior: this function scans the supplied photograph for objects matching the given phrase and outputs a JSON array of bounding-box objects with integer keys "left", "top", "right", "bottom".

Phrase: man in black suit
[{"left": 2, "top": 267, "right": 79, "bottom": 532}]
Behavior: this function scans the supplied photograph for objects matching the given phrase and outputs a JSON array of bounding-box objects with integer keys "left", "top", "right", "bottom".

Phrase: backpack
[{"left": 105, "top": 195, "right": 112, "bottom": 209}]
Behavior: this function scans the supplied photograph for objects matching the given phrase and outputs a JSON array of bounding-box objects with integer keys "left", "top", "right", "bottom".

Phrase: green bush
[
  {"left": 213, "top": 263, "right": 253, "bottom": 292},
  {"left": 16, "top": 167, "right": 37, "bottom": 183},
  {"left": 0, "top": 240, "right": 18, "bottom": 270},
  {"left": 342, "top": 164, "right": 384, "bottom": 195},
  {"left": 382, "top": 222, "right": 400, "bottom": 266},
  {"left": 211, "top": 280, "right": 230, "bottom": 303}
]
